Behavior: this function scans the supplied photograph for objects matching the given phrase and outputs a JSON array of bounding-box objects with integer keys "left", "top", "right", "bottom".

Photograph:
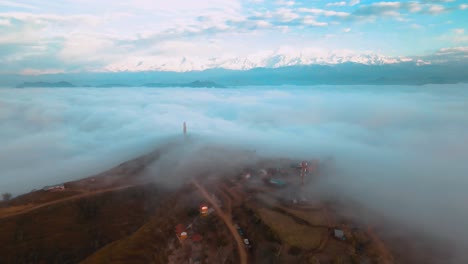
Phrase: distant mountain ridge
[
  {"left": 16, "top": 80, "right": 224, "bottom": 88},
  {"left": 6, "top": 62, "right": 468, "bottom": 88},
  {"left": 16, "top": 81, "right": 75, "bottom": 88},
  {"left": 104, "top": 53, "right": 426, "bottom": 72},
  {"left": 142, "top": 80, "right": 223, "bottom": 88}
]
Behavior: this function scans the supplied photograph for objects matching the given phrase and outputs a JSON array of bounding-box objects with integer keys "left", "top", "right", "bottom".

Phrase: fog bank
[{"left": 1, "top": 84, "right": 468, "bottom": 261}]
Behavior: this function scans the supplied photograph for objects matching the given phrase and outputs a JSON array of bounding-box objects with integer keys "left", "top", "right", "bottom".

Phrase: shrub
[{"left": 2, "top": 192, "right": 12, "bottom": 201}]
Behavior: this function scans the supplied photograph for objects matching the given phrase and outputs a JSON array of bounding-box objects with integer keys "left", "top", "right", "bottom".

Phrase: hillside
[
  {"left": 13, "top": 80, "right": 225, "bottom": 89},
  {"left": 0, "top": 141, "right": 446, "bottom": 264},
  {"left": 16, "top": 81, "right": 75, "bottom": 88}
]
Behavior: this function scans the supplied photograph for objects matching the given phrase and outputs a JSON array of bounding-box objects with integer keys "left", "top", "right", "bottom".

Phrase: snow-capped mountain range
[{"left": 104, "top": 52, "right": 427, "bottom": 72}]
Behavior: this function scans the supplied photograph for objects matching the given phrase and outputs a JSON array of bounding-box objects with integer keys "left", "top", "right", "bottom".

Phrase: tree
[{"left": 2, "top": 192, "right": 12, "bottom": 201}]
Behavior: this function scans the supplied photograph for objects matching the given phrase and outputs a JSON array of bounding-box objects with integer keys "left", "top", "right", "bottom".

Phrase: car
[{"left": 243, "top": 238, "right": 252, "bottom": 249}]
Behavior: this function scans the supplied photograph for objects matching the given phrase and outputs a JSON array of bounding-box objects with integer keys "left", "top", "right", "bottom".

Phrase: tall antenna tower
[
  {"left": 300, "top": 161, "right": 308, "bottom": 186},
  {"left": 183, "top": 122, "right": 187, "bottom": 136}
]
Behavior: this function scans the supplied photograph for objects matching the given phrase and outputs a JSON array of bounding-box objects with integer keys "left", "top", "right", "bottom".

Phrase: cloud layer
[{"left": 1, "top": 84, "right": 468, "bottom": 260}]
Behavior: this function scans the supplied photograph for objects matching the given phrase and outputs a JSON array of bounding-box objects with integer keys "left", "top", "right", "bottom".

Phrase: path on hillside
[
  {"left": 0, "top": 185, "right": 137, "bottom": 220},
  {"left": 216, "top": 186, "right": 232, "bottom": 216},
  {"left": 192, "top": 180, "right": 248, "bottom": 264},
  {"left": 368, "top": 227, "right": 395, "bottom": 264}
]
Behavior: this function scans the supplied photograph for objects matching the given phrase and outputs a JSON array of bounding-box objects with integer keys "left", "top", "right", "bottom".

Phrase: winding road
[
  {"left": 192, "top": 180, "right": 248, "bottom": 264},
  {"left": 0, "top": 185, "right": 137, "bottom": 220}
]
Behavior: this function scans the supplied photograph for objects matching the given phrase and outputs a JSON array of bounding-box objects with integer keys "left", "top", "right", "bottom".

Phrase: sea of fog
[{"left": 1, "top": 84, "right": 468, "bottom": 261}]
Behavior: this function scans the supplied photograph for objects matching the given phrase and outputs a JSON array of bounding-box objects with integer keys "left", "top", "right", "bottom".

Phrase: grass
[
  {"left": 6, "top": 190, "right": 83, "bottom": 207},
  {"left": 279, "top": 207, "right": 328, "bottom": 227},
  {"left": 0, "top": 204, "right": 35, "bottom": 217},
  {"left": 257, "top": 208, "right": 326, "bottom": 250},
  {"left": 82, "top": 185, "right": 193, "bottom": 264},
  {"left": 0, "top": 184, "right": 166, "bottom": 264}
]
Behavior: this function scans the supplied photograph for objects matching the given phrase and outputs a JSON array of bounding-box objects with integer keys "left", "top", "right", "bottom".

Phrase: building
[
  {"left": 243, "top": 238, "right": 252, "bottom": 249},
  {"left": 266, "top": 178, "right": 287, "bottom": 188},
  {"left": 334, "top": 229, "right": 346, "bottom": 241},
  {"left": 43, "top": 184, "right": 65, "bottom": 192},
  {"left": 192, "top": 233, "right": 203, "bottom": 243},
  {"left": 175, "top": 224, "right": 188, "bottom": 242},
  {"left": 199, "top": 204, "right": 209, "bottom": 216}
]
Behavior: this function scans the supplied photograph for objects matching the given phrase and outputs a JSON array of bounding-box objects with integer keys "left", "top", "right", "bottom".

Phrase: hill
[
  {"left": 4, "top": 62, "right": 468, "bottom": 88},
  {"left": 16, "top": 81, "right": 75, "bottom": 88},
  {"left": 14, "top": 80, "right": 224, "bottom": 89},
  {"left": 0, "top": 140, "right": 447, "bottom": 264}
]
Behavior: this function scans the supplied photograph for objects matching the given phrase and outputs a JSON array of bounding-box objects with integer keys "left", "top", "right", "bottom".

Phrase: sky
[
  {"left": 0, "top": 0, "right": 467, "bottom": 73},
  {"left": 1, "top": 85, "right": 468, "bottom": 262}
]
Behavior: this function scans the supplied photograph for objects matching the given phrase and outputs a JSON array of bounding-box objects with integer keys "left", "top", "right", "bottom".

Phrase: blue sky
[{"left": 0, "top": 0, "right": 467, "bottom": 73}]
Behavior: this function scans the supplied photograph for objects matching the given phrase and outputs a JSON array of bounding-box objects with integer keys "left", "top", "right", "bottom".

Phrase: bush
[
  {"left": 2, "top": 192, "right": 12, "bottom": 201},
  {"left": 288, "top": 246, "right": 302, "bottom": 256}
]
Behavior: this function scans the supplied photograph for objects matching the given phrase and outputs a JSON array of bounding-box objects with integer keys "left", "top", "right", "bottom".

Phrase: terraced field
[{"left": 256, "top": 208, "right": 327, "bottom": 250}]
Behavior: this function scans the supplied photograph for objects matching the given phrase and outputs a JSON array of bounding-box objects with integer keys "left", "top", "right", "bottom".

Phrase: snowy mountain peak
[{"left": 104, "top": 52, "right": 423, "bottom": 72}]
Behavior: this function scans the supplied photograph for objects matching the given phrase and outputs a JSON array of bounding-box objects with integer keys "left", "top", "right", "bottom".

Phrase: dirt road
[
  {"left": 0, "top": 185, "right": 137, "bottom": 220},
  {"left": 368, "top": 227, "right": 394, "bottom": 264},
  {"left": 216, "top": 186, "right": 232, "bottom": 216},
  {"left": 192, "top": 180, "right": 248, "bottom": 264}
]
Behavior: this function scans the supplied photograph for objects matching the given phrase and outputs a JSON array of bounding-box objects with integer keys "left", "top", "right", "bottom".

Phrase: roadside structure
[
  {"left": 43, "top": 184, "right": 65, "bottom": 192},
  {"left": 200, "top": 204, "right": 209, "bottom": 216},
  {"left": 176, "top": 224, "right": 188, "bottom": 242}
]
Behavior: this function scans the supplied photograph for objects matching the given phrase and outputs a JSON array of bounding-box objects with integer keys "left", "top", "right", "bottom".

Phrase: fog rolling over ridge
[{"left": 1, "top": 84, "right": 468, "bottom": 261}]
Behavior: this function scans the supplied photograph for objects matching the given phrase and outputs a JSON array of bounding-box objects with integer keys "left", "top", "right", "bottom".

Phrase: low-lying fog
[{"left": 1, "top": 84, "right": 468, "bottom": 261}]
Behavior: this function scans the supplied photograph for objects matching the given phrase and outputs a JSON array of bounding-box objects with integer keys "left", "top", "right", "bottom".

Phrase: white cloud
[
  {"left": 303, "top": 16, "right": 328, "bottom": 27},
  {"left": 436, "top": 46, "right": 468, "bottom": 53},
  {"left": 274, "top": 8, "right": 299, "bottom": 22},
  {"left": 74, "top": 0, "right": 242, "bottom": 13},
  {"left": 326, "top": 1, "right": 346, "bottom": 7},
  {"left": 255, "top": 20, "right": 272, "bottom": 28},
  {"left": 58, "top": 34, "right": 117, "bottom": 64},
  {"left": 0, "top": 18, "right": 11, "bottom": 26},
  {"left": 0, "top": 0, "right": 465, "bottom": 73},
  {"left": 298, "top": 8, "right": 350, "bottom": 17},
  {"left": 422, "top": 0, "right": 454, "bottom": 2},
  {"left": 460, "top": 4, "right": 468, "bottom": 10},
  {"left": 410, "top": 23, "right": 423, "bottom": 29},
  {"left": 275, "top": 0, "right": 295, "bottom": 6},
  {"left": 325, "top": 0, "right": 358, "bottom": 7},
  {"left": 454, "top": 28, "right": 465, "bottom": 35},
  {"left": 343, "top": 27, "right": 351, "bottom": 32},
  {"left": 20, "top": 68, "right": 66, "bottom": 75},
  {"left": 349, "top": 0, "right": 360, "bottom": 6},
  {"left": 426, "top": 4, "right": 447, "bottom": 14},
  {"left": 373, "top": 2, "right": 401, "bottom": 8},
  {"left": 407, "top": 2, "right": 423, "bottom": 12},
  {"left": 0, "top": 0, "right": 37, "bottom": 9},
  {"left": 450, "top": 30, "right": 468, "bottom": 44},
  {"left": 2, "top": 85, "right": 468, "bottom": 262}
]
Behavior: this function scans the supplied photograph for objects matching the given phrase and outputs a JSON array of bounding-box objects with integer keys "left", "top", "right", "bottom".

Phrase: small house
[
  {"left": 192, "top": 233, "right": 203, "bottom": 243},
  {"left": 334, "top": 229, "right": 346, "bottom": 241},
  {"left": 175, "top": 224, "right": 188, "bottom": 241},
  {"left": 200, "top": 204, "right": 209, "bottom": 216},
  {"left": 43, "top": 184, "right": 65, "bottom": 192}
]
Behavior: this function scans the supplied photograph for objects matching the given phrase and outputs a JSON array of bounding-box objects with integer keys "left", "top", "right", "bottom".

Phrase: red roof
[
  {"left": 175, "top": 224, "right": 186, "bottom": 234},
  {"left": 192, "top": 233, "right": 203, "bottom": 242}
]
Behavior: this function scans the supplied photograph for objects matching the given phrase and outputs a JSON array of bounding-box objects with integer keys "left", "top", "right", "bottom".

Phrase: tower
[
  {"left": 183, "top": 122, "right": 187, "bottom": 136},
  {"left": 300, "top": 161, "right": 308, "bottom": 186}
]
